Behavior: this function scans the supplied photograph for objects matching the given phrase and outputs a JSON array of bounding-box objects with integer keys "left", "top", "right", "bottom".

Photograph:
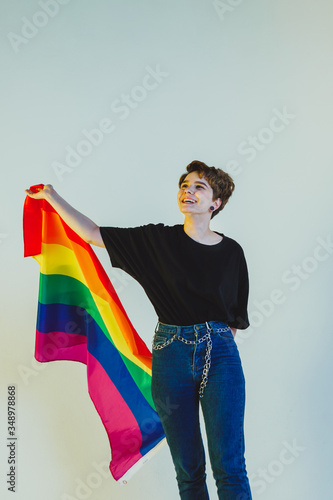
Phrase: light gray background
[{"left": 1, "top": 0, "right": 333, "bottom": 499}]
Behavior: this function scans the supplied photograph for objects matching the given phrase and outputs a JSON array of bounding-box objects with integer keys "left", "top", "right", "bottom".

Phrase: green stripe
[
  {"left": 121, "top": 355, "right": 155, "bottom": 409},
  {"left": 38, "top": 273, "right": 155, "bottom": 408},
  {"left": 39, "top": 273, "right": 113, "bottom": 343}
]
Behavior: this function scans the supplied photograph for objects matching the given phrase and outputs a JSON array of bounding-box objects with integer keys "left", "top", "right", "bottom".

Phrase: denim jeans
[{"left": 151, "top": 321, "right": 252, "bottom": 500}]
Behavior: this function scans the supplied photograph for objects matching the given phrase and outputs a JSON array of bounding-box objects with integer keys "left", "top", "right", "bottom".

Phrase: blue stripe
[
  {"left": 37, "top": 301, "right": 164, "bottom": 453},
  {"left": 37, "top": 302, "right": 87, "bottom": 336}
]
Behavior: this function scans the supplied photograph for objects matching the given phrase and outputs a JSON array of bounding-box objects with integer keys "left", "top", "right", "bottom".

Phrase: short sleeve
[
  {"left": 99, "top": 224, "right": 162, "bottom": 283},
  {"left": 234, "top": 249, "right": 250, "bottom": 329}
]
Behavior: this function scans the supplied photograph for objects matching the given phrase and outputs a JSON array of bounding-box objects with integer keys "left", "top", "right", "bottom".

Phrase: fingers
[
  {"left": 25, "top": 186, "right": 45, "bottom": 198},
  {"left": 25, "top": 189, "right": 37, "bottom": 197},
  {"left": 24, "top": 184, "right": 53, "bottom": 198},
  {"left": 25, "top": 189, "right": 41, "bottom": 198}
]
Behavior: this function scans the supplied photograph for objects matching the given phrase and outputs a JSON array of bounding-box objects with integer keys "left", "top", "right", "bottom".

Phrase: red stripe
[
  {"left": 23, "top": 185, "right": 44, "bottom": 257},
  {"left": 23, "top": 186, "right": 88, "bottom": 257}
]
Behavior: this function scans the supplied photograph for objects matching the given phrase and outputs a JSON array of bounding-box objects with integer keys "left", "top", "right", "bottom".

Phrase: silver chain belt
[{"left": 152, "top": 322, "right": 230, "bottom": 398}]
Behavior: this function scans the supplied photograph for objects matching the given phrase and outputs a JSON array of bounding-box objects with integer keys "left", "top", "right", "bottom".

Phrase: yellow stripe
[
  {"left": 39, "top": 243, "right": 151, "bottom": 375},
  {"left": 39, "top": 243, "right": 88, "bottom": 286}
]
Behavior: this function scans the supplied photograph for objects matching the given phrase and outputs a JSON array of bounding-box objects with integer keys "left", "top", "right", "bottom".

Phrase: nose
[{"left": 184, "top": 186, "right": 194, "bottom": 194}]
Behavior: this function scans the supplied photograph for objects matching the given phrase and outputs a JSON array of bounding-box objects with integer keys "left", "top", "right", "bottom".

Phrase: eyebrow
[{"left": 181, "top": 180, "right": 209, "bottom": 187}]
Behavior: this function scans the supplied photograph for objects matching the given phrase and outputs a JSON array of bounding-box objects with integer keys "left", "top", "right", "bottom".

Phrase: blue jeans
[{"left": 151, "top": 321, "right": 252, "bottom": 500}]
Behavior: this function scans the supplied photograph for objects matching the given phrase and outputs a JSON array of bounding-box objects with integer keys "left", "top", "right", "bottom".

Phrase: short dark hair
[{"left": 178, "top": 160, "right": 235, "bottom": 218}]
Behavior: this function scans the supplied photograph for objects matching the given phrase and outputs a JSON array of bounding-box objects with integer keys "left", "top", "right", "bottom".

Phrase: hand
[
  {"left": 25, "top": 184, "right": 54, "bottom": 200},
  {"left": 230, "top": 327, "right": 237, "bottom": 338}
]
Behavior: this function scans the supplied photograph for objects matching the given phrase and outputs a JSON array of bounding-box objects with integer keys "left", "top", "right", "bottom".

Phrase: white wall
[{"left": 1, "top": 1, "right": 333, "bottom": 499}]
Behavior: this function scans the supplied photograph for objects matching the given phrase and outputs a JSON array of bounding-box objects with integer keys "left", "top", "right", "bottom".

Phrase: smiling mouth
[{"left": 182, "top": 198, "right": 196, "bottom": 204}]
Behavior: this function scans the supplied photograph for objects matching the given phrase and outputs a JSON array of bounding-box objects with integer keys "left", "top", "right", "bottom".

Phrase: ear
[{"left": 213, "top": 198, "right": 222, "bottom": 210}]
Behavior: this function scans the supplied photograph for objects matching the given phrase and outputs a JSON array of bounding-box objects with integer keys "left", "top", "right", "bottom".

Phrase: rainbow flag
[{"left": 23, "top": 185, "right": 165, "bottom": 482}]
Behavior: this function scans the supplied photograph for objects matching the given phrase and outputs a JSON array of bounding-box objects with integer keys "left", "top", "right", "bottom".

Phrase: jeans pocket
[
  {"left": 215, "top": 327, "right": 234, "bottom": 340},
  {"left": 152, "top": 332, "right": 175, "bottom": 349},
  {"left": 215, "top": 329, "right": 239, "bottom": 355}
]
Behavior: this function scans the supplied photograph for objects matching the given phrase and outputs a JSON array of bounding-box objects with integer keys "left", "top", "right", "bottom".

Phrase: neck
[{"left": 183, "top": 214, "right": 221, "bottom": 244}]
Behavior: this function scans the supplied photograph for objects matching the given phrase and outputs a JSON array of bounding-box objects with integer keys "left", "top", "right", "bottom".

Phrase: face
[{"left": 177, "top": 171, "right": 221, "bottom": 217}]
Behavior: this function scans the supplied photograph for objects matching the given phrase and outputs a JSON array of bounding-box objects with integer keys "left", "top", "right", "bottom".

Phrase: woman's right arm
[{"left": 25, "top": 184, "right": 105, "bottom": 247}]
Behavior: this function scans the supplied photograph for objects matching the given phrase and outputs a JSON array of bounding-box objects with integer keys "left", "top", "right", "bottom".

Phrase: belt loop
[{"left": 205, "top": 321, "right": 212, "bottom": 333}]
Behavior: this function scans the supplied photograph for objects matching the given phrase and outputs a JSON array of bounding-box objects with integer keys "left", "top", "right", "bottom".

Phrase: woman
[{"left": 25, "top": 160, "right": 252, "bottom": 499}]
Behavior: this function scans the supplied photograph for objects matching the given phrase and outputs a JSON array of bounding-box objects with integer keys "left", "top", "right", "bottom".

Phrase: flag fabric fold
[{"left": 23, "top": 185, "right": 165, "bottom": 482}]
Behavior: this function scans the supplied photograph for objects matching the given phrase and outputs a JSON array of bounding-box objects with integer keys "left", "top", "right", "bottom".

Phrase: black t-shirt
[{"left": 100, "top": 224, "right": 249, "bottom": 329}]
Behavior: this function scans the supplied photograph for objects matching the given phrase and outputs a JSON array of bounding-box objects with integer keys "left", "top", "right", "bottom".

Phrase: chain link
[
  {"left": 152, "top": 324, "right": 230, "bottom": 398},
  {"left": 198, "top": 330, "right": 213, "bottom": 398},
  {"left": 152, "top": 332, "right": 178, "bottom": 350}
]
